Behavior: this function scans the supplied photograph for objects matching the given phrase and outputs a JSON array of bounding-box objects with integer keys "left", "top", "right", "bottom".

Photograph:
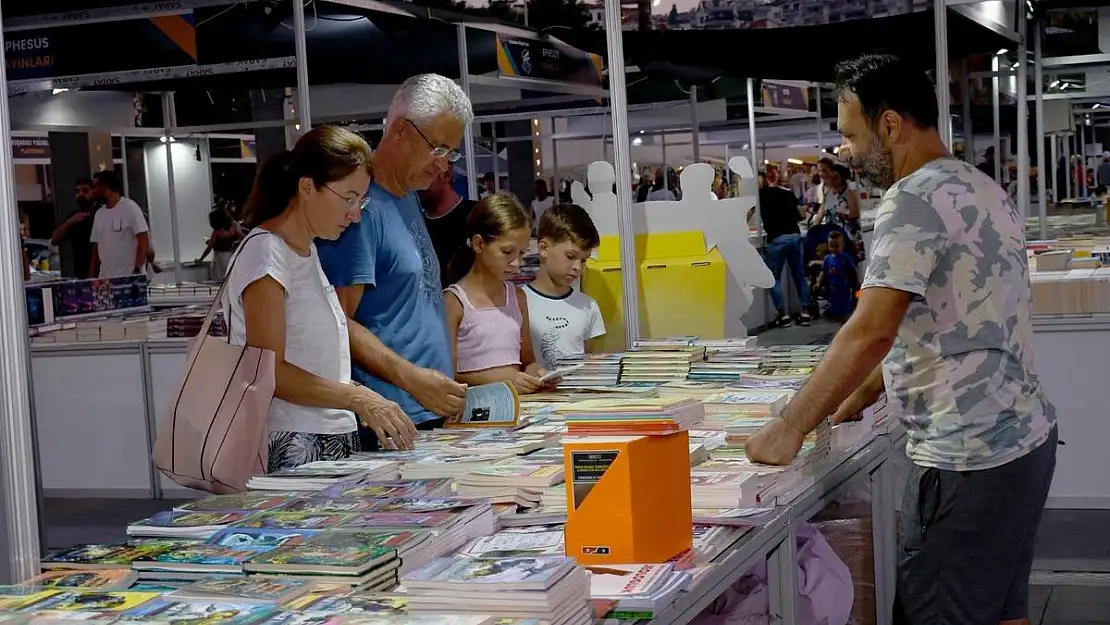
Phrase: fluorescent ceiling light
[
  {"left": 996, "top": 48, "right": 1008, "bottom": 56},
  {"left": 159, "top": 136, "right": 177, "bottom": 143},
  {"left": 631, "top": 137, "right": 643, "bottom": 146},
  {"left": 51, "top": 88, "right": 69, "bottom": 95},
  {"left": 787, "top": 158, "right": 803, "bottom": 165},
  {"left": 1049, "top": 79, "right": 1060, "bottom": 89}
]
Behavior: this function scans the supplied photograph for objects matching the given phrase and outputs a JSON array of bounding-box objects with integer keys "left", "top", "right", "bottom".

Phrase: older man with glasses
[{"left": 318, "top": 73, "right": 472, "bottom": 449}]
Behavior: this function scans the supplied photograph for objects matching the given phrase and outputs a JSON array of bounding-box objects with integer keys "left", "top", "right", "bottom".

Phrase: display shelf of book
[{"left": 647, "top": 509, "right": 791, "bottom": 625}]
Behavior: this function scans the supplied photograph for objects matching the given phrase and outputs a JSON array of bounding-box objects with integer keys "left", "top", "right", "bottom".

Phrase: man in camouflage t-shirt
[{"left": 746, "top": 54, "right": 1056, "bottom": 625}]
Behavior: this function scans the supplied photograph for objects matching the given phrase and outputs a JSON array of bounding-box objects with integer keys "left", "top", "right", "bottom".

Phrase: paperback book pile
[
  {"left": 556, "top": 398, "right": 704, "bottom": 436},
  {"left": 404, "top": 555, "right": 592, "bottom": 625},
  {"left": 586, "top": 563, "right": 691, "bottom": 620},
  {"left": 701, "top": 390, "right": 792, "bottom": 417},
  {"left": 619, "top": 347, "right": 705, "bottom": 384},
  {"left": 553, "top": 354, "right": 622, "bottom": 389},
  {"left": 687, "top": 340, "right": 762, "bottom": 382},
  {"left": 247, "top": 460, "right": 400, "bottom": 491},
  {"left": 243, "top": 530, "right": 409, "bottom": 588},
  {"left": 759, "top": 346, "right": 826, "bottom": 368},
  {"left": 126, "top": 511, "right": 250, "bottom": 540},
  {"left": 455, "top": 463, "right": 565, "bottom": 508},
  {"left": 689, "top": 472, "right": 758, "bottom": 508}
]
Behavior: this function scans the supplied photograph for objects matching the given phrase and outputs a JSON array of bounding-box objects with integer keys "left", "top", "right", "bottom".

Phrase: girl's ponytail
[{"left": 445, "top": 241, "right": 476, "bottom": 286}]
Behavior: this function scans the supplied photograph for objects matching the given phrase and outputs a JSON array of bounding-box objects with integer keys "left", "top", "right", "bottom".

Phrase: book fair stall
[{"left": 0, "top": 0, "right": 1102, "bottom": 624}]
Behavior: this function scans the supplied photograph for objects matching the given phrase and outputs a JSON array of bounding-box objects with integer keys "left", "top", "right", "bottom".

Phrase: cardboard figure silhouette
[{"left": 571, "top": 157, "right": 773, "bottom": 337}]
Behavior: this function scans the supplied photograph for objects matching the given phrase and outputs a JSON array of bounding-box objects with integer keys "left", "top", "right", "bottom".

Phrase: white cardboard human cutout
[{"left": 572, "top": 157, "right": 773, "bottom": 337}]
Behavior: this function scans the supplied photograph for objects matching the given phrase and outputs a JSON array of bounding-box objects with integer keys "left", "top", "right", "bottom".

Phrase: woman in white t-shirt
[{"left": 225, "top": 126, "right": 417, "bottom": 473}]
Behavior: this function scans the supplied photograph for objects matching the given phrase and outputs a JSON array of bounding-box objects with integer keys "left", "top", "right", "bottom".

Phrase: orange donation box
[{"left": 563, "top": 432, "right": 693, "bottom": 565}]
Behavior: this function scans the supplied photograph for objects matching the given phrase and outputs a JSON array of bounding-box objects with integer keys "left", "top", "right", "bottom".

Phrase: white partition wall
[{"left": 144, "top": 139, "right": 214, "bottom": 266}]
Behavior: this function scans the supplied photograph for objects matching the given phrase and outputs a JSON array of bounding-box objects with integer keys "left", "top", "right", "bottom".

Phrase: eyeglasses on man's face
[{"left": 406, "top": 119, "right": 462, "bottom": 163}]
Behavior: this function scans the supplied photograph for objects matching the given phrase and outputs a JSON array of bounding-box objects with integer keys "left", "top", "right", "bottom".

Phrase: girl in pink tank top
[{"left": 444, "top": 193, "right": 551, "bottom": 394}]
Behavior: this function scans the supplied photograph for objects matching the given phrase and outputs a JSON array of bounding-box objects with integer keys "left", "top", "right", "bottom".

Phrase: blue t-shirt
[
  {"left": 822, "top": 251, "right": 856, "bottom": 316},
  {"left": 317, "top": 183, "right": 452, "bottom": 425}
]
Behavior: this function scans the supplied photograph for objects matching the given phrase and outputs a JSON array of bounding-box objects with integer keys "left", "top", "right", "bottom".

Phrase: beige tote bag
[{"left": 153, "top": 233, "right": 275, "bottom": 493}]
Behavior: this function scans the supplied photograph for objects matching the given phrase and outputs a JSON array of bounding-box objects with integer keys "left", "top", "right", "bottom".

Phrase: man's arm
[
  {"left": 830, "top": 364, "right": 885, "bottom": 423},
  {"left": 745, "top": 287, "right": 910, "bottom": 465},
  {"left": 89, "top": 244, "right": 100, "bottom": 279},
  {"left": 336, "top": 284, "right": 466, "bottom": 417},
  {"left": 134, "top": 232, "right": 150, "bottom": 273}
]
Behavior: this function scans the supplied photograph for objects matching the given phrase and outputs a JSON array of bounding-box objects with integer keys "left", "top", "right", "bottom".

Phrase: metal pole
[
  {"left": 291, "top": 0, "right": 312, "bottom": 128},
  {"left": 815, "top": 85, "right": 824, "bottom": 154},
  {"left": 1050, "top": 135, "right": 1058, "bottom": 206},
  {"left": 690, "top": 85, "right": 700, "bottom": 162},
  {"left": 934, "top": 0, "right": 952, "bottom": 149},
  {"left": 1080, "top": 122, "right": 1088, "bottom": 198},
  {"left": 1016, "top": 13, "right": 1030, "bottom": 223},
  {"left": 601, "top": 0, "right": 640, "bottom": 346},
  {"left": 661, "top": 133, "right": 668, "bottom": 192},
  {"left": 1064, "top": 134, "right": 1073, "bottom": 200},
  {"left": 747, "top": 78, "right": 762, "bottom": 234},
  {"left": 162, "top": 93, "right": 183, "bottom": 285},
  {"left": 0, "top": 15, "right": 42, "bottom": 581},
  {"left": 961, "top": 60, "right": 974, "bottom": 163},
  {"left": 724, "top": 144, "right": 731, "bottom": 193},
  {"left": 491, "top": 125, "right": 500, "bottom": 193},
  {"left": 1033, "top": 17, "right": 1046, "bottom": 237},
  {"left": 120, "top": 136, "right": 130, "bottom": 197},
  {"left": 992, "top": 54, "right": 1002, "bottom": 182},
  {"left": 457, "top": 24, "right": 478, "bottom": 201}
]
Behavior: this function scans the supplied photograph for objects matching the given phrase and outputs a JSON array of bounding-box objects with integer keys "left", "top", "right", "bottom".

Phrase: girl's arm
[
  {"left": 444, "top": 289, "right": 464, "bottom": 377},
  {"left": 517, "top": 287, "right": 540, "bottom": 371},
  {"left": 846, "top": 191, "right": 861, "bottom": 220},
  {"left": 243, "top": 277, "right": 414, "bottom": 447}
]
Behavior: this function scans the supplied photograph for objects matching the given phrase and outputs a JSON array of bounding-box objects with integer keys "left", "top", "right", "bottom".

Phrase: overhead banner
[
  {"left": 761, "top": 81, "right": 809, "bottom": 111},
  {"left": 5, "top": 14, "right": 197, "bottom": 83},
  {"left": 495, "top": 34, "right": 603, "bottom": 86}
]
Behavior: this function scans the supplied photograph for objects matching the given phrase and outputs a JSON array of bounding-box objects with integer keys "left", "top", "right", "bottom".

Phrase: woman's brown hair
[{"left": 242, "top": 125, "right": 372, "bottom": 227}]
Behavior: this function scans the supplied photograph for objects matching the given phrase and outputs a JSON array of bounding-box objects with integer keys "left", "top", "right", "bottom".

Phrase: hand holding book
[{"left": 348, "top": 386, "right": 416, "bottom": 450}]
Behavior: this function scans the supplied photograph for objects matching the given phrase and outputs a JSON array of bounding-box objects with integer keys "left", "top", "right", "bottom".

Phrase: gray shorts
[{"left": 894, "top": 426, "right": 1057, "bottom": 625}]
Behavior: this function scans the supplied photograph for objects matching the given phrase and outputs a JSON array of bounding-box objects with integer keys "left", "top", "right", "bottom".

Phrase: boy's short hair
[
  {"left": 827, "top": 231, "right": 844, "bottom": 243},
  {"left": 538, "top": 203, "right": 600, "bottom": 251}
]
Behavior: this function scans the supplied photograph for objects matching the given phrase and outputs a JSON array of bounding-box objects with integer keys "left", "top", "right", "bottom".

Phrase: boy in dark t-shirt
[{"left": 819, "top": 231, "right": 858, "bottom": 320}]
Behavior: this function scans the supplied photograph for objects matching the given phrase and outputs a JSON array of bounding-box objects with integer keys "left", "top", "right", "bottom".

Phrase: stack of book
[
  {"left": 399, "top": 453, "right": 515, "bottom": 480},
  {"left": 587, "top": 563, "right": 691, "bottom": 620},
  {"left": 404, "top": 555, "right": 592, "bottom": 625},
  {"left": 701, "top": 390, "right": 791, "bottom": 417},
  {"left": 759, "top": 346, "right": 826, "bottom": 369},
  {"left": 126, "top": 511, "right": 250, "bottom": 540},
  {"left": 689, "top": 472, "right": 758, "bottom": 508},
  {"left": 246, "top": 460, "right": 400, "bottom": 492},
  {"left": 243, "top": 530, "right": 412, "bottom": 588},
  {"left": 554, "top": 354, "right": 622, "bottom": 389},
  {"left": 619, "top": 347, "right": 705, "bottom": 384},
  {"left": 556, "top": 398, "right": 704, "bottom": 436},
  {"left": 455, "top": 463, "right": 565, "bottom": 508}
]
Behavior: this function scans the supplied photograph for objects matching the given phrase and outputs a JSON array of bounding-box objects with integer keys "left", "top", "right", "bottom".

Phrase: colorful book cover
[
  {"left": 301, "top": 530, "right": 422, "bottom": 551},
  {"left": 23, "top": 569, "right": 134, "bottom": 591},
  {"left": 146, "top": 544, "right": 268, "bottom": 566},
  {"left": 248, "top": 544, "right": 393, "bottom": 568},
  {"left": 178, "top": 493, "right": 300, "bottom": 513},
  {"left": 42, "top": 541, "right": 180, "bottom": 567},
  {"left": 251, "top": 611, "right": 343, "bottom": 625},
  {"left": 0, "top": 590, "right": 59, "bottom": 611},
  {"left": 21, "top": 590, "right": 161, "bottom": 613},
  {"left": 404, "top": 556, "right": 571, "bottom": 586},
  {"left": 120, "top": 598, "right": 276, "bottom": 625},
  {"left": 367, "top": 498, "right": 482, "bottom": 514},
  {"left": 338, "top": 512, "right": 456, "bottom": 530},
  {"left": 281, "top": 593, "right": 407, "bottom": 615},
  {"left": 277, "top": 499, "right": 380, "bottom": 514},
  {"left": 172, "top": 578, "right": 311, "bottom": 602},
  {"left": 232, "top": 513, "right": 355, "bottom": 530},
  {"left": 208, "top": 528, "right": 322, "bottom": 549},
  {"left": 324, "top": 479, "right": 452, "bottom": 500},
  {"left": 131, "top": 511, "right": 250, "bottom": 529}
]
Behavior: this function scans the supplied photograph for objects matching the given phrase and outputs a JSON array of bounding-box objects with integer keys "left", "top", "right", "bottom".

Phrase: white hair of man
[{"left": 387, "top": 73, "right": 474, "bottom": 127}]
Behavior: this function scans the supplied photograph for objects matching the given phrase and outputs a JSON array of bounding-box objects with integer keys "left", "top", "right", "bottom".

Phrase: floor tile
[{"left": 1041, "top": 585, "right": 1110, "bottom": 624}]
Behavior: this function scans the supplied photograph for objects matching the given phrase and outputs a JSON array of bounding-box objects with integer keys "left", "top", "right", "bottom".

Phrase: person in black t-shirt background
[
  {"left": 747, "top": 168, "right": 812, "bottom": 328},
  {"left": 420, "top": 164, "right": 476, "bottom": 288}
]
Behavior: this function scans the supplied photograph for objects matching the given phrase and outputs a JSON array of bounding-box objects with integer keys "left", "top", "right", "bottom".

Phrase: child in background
[
  {"left": 198, "top": 207, "right": 244, "bottom": 280},
  {"left": 524, "top": 203, "right": 604, "bottom": 371},
  {"left": 445, "top": 193, "right": 550, "bottom": 394},
  {"left": 818, "top": 231, "right": 858, "bottom": 320}
]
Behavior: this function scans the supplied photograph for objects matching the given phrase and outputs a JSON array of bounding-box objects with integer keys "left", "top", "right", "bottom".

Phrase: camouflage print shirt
[{"left": 862, "top": 157, "right": 1056, "bottom": 471}]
